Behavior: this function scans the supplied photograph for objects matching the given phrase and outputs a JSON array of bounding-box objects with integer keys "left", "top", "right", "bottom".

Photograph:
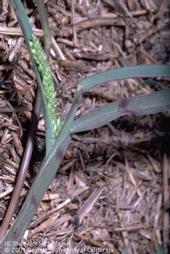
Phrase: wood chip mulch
[{"left": 0, "top": 0, "right": 170, "bottom": 253}]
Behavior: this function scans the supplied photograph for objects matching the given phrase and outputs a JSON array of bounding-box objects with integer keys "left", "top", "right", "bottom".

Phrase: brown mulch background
[{"left": 0, "top": 0, "right": 170, "bottom": 253}]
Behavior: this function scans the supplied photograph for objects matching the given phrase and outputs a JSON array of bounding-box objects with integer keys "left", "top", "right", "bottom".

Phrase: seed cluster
[{"left": 30, "top": 35, "right": 62, "bottom": 136}]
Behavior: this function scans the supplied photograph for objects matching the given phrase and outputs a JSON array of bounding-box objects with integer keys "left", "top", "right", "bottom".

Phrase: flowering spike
[{"left": 30, "top": 35, "right": 62, "bottom": 136}]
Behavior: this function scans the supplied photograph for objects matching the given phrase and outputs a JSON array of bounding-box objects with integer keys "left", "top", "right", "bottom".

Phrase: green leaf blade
[
  {"left": 78, "top": 64, "right": 170, "bottom": 92},
  {"left": 72, "top": 89, "right": 170, "bottom": 133}
]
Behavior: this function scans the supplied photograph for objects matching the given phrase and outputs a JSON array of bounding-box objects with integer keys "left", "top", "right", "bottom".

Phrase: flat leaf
[
  {"left": 0, "top": 93, "right": 82, "bottom": 253},
  {"left": 10, "top": 0, "right": 32, "bottom": 40},
  {"left": 78, "top": 64, "right": 170, "bottom": 92},
  {"left": 72, "top": 89, "right": 170, "bottom": 133},
  {"left": 11, "top": 0, "right": 55, "bottom": 152},
  {"left": 36, "top": 0, "right": 52, "bottom": 46}
]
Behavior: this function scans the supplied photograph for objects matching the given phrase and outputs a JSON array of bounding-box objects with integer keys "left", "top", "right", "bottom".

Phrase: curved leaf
[
  {"left": 72, "top": 89, "right": 170, "bottom": 133},
  {"left": 0, "top": 93, "right": 82, "bottom": 253},
  {"left": 78, "top": 64, "right": 170, "bottom": 92}
]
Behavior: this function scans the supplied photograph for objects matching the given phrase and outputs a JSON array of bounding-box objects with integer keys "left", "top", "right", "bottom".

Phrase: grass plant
[{"left": 0, "top": 1, "right": 169, "bottom": 253}]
